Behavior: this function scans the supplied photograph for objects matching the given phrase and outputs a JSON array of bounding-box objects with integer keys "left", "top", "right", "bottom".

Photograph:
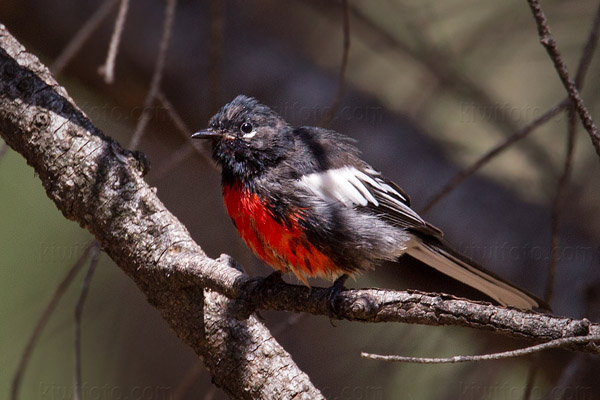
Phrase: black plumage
[{"left": 193, "top": 95, "right": 547, "bottom": 310}]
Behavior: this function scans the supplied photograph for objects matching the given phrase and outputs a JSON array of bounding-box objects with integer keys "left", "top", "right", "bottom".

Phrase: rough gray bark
[
  {"left": 0, "top": 24, "right": 323, "bottom": 400},
  {"left": 1, "top": 23, "right": 599, "bottom": 398},
  {"left": 245, "top": 279, "right": 598, "bottom": 353}
]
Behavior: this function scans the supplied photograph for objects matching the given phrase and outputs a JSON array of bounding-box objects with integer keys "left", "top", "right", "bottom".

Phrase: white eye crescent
[{"left": 240, "top": 122, "right": 255, "bottom": 138}]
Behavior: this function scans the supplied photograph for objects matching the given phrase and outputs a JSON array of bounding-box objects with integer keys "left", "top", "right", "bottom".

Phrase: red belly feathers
[{"left": 223, "top": 183, "right": 338, "bottom": 284}]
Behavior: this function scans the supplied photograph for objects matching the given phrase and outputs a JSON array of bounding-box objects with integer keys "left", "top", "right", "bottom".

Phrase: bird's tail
[{"left": 405, "top": 238, "right": 548, "bottom": 311}]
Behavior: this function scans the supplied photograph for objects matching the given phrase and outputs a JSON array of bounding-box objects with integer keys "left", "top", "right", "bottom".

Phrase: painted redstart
[{"left": 192, "top": 95, "right": 546, "bottom": 310}]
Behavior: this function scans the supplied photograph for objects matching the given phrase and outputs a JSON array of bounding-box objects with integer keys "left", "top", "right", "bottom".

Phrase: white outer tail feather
[{"left": 406, "top": 242, "right": 540, "bottom": 310}]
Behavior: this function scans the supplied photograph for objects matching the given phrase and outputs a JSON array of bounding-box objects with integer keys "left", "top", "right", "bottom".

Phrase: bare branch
[
  {"left": 0, "top": 23, "right": 323, "bottom": 399},
  {"left": 321, "top": 0, "right": 350, "bottom": 125},
  {"left": 547, "top": 109, "right": 577, "bottom": 303},
  {"left": 573, "top": 3, "right": 600, "bottom": 89},
  {"left": 150, "top": 143, "right": 194, "bottom": 182},
  {"left": 74, "top": 243, "right": 101, "bottom": 400},
  {"left": 422, "top": 3, "right": 600, "bottom": 213},
  {"left": 98, "top": 0, "right": 130, "bottom": 84},
  {"left": 2, "top": 22, "right": 599, "bottom": 398},
  {"left": 2, "top": 22, "right": 600, "bottom": 350},
  {"left": 208, "top": 0, "right": 225, "bottom": 112},
  {"left": 535, "top": 10, "right": 600, "bottom": 389},
  {"left": 129, "top": 0, "right": 177, "bottom": 149},
  {"left": 150, "top": 91, "right": 216, "bottom": 181},
  {"left": 546, "top": 2, "right": 600, "bottom": 304},
  {"left": 421, "top": 100, "right": 566, "bottom": 214},
  {"left": 156, "top": 91, "right": 192, "bottom": 136},
  {"left": 526, "top": 0, "right": 600, "bottom": 158},
  {"left": 11, "top": 242, "right": 96, "bottom": 400},
  {"left": 361, "top": 335, "right": 600, "bottom": 364},
  {"left": 202, "top": 290, "right": 325, "bottom": 399},
  {"left": 52, "top": 0, "right": 120, "bottom": 75},
  {"left": 249, "top": 282, "right": 598, "bottom": 353},
  {"left": 339, "top": 2, "right": 557, "bottom": 174}
]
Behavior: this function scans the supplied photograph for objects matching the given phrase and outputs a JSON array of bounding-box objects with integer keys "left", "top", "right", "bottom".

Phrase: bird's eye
[{"left": 240, "top": 122, "right": 253, "bottom": 134}]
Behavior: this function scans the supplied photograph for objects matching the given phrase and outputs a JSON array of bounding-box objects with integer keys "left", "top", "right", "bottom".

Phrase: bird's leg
[
  {"left": 248, "top": 271, "right": 284, "bottom": 320},
  {"left": 327, "top": 274, "right": 349, "bottom": 318},
  {"left": 234, "top": 269, "right": 285, "bottom": 320}
]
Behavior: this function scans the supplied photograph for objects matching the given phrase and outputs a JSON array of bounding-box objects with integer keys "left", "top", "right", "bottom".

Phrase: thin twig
[
  {"left": 320, "top": 0, "right": 350, "bottom": 125},
  {"left": 545, "top": 2, "right": 600, "bottom": 304},
  {"left": 345, "top": 3, "right": 518, "bottom": 132},
  {"left": 546, "top": 109, "right": 577, "bottom": 303},
  {"left": 573, "top": 4, "right": 600, "bottom": 89},
  {"left": 156, "top": 91, "right": 192, "bottom": 136},
  {"left": 341, "top": 2, "right": 557, "bottom": 175},
  {"left": 129, "top": 0, "right": 177, "bottom": 149},
  {"left": 150, "top": 144, "right": 194, "bottom": 181},
  {"left": 11, "top": 241, "right": 97, "bottom": 400},
  {"left": 4, "top": 24, "right": 600, "bottom": 397},
  {"left": 98, "top": 0, "right": 130, "bottom": 83},
  {"left": 151, "top": 92, "right": 216, "bottom": 179},
  {"left": 52, "top": 0, "right": 120, "bottom": 74},
  {"left": 149, "top": 92, "right": 215, "bottom": 181},
  {"left": 526, "top": 0, "right": 600, "bottom": 158},
  {"left": 420, "top": 99, "right": 567, "bottom": 214},
  {"left": 361, "top": 335, "right": 600, "bottom": 364},
  {"left": 208, "top": 0, "right": 225, "bottom": 112},
  {"left": 73, "top": 243, "right": 101, "bottom": 400},
  {"left": 422, "top": 3, "right": 600, "bottom": 214}
]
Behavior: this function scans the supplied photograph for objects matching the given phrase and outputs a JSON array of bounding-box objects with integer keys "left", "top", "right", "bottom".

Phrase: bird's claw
[
  {"left": 327, "top": 274, "right": 349, "bottom": 320},
  {"left": 236, "top": 271, "right": 285, "bottom": 320}
]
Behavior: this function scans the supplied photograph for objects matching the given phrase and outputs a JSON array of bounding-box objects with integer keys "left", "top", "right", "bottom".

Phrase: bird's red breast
[{"left": 223, "top": 182, "right": 340, "bottom": 284}]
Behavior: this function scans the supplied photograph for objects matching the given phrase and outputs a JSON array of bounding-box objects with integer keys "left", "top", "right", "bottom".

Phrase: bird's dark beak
[{"left": 191, "top": 129, "right": 221, "bottom": 139}]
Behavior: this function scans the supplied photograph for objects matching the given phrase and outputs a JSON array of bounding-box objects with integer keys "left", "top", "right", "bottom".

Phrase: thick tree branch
[
  {"left": 0, "top": 24, "right": 322, "bottom": 400},
  {"left": 1, "top": 24, "right": 599, "bottom": 399},
  {"left": 248, "top": 280, "right": 599, "bottom": 354}
]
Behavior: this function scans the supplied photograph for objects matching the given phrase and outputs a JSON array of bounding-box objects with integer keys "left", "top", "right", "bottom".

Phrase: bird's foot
[
  {"left": 259, "top": 270, "right": 285, "bottom": 288},
  {"left": 231, "top": 270, "right": 284, "bottom": 320},
  {"left": 326, "top": 274, "right": 349, "bottom": 320}
]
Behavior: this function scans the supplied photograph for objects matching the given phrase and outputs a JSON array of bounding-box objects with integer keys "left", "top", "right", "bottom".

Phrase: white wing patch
[{"left": 298, "top": 166, "right": 408, "bottom": 208}]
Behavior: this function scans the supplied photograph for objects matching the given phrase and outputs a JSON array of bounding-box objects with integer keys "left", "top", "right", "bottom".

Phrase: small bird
[{"left": 193, "top": 95, "right": 545, "bottom": 310}]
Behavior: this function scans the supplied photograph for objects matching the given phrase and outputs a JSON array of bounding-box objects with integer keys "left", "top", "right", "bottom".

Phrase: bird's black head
[{"left": 193, "top": 95, "right": 294, "bottom": 185}]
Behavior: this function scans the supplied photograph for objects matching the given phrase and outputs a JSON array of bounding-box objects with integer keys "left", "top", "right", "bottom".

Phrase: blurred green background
[{"left": 1, "top": 0, "right": 599, "bottom": 399}]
